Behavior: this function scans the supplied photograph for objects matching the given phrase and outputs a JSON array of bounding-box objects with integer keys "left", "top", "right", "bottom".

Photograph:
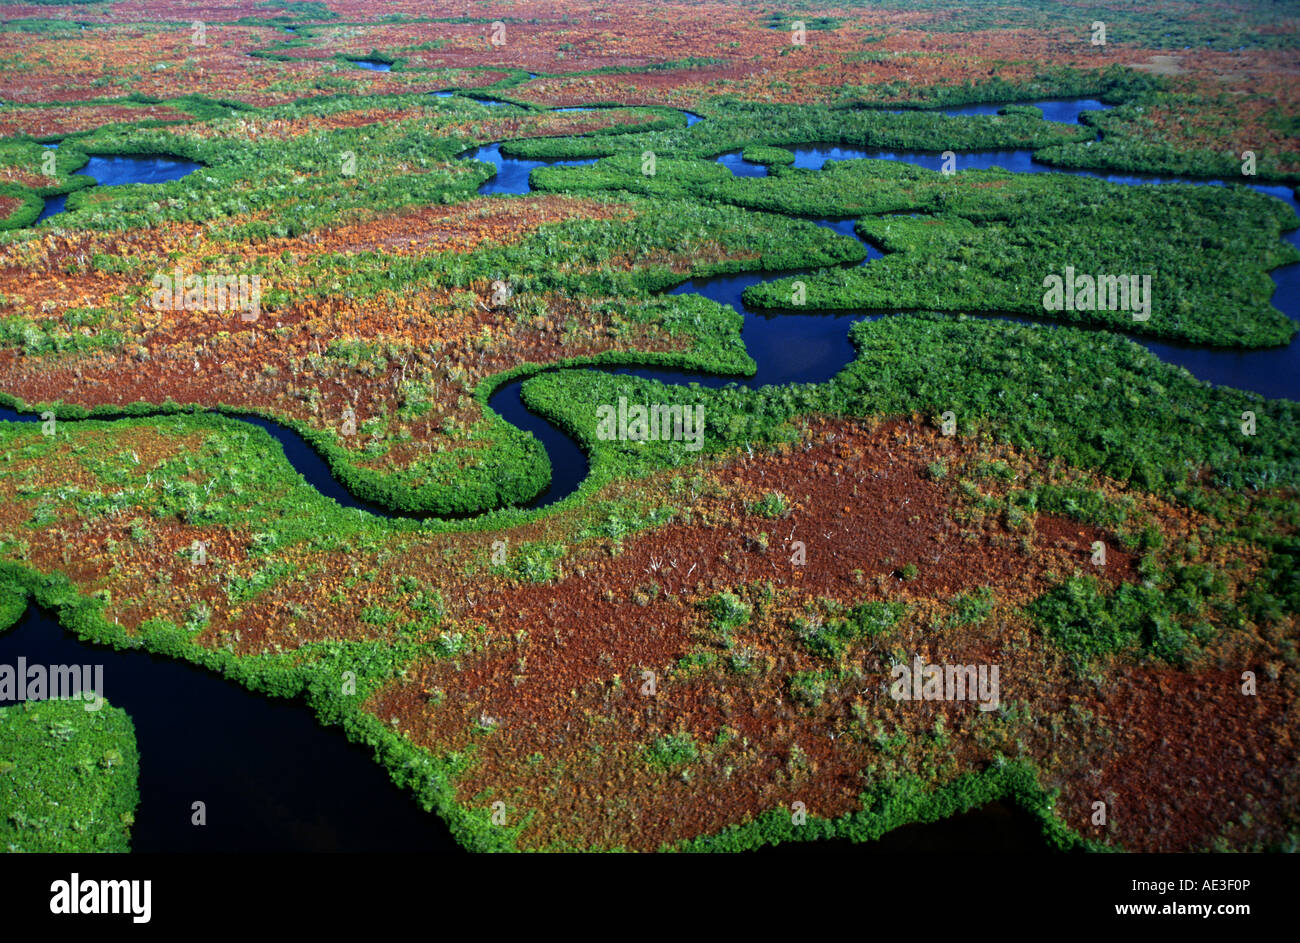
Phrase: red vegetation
[
  {"left": 1060, "top": 666, "right": 1295, "bottom": 852},
  {"left": 366, "top": 418, "right": 1142, "bottom": 850}
]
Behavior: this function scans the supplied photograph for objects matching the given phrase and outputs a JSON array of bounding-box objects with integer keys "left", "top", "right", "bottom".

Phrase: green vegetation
[
  {"left": 747, "top": 491, "right": 790, "bottom": 517},
  {"left": 797, "top": 600, "right": 906, "bottom": 660},
  {"left": 0, "top": 697, "right": 139, "bottom": 852},
  {"left": 674, "top": 759, "right": 1097, "bottom": 851},
  {"left": 0, "top": 186, "right": 43, "bottom": 231},
  {"left": 745, "top": 174, "right": 1297, "bottom": 347},
  {"left": 946, "top": 587, "right": 995, "bottom": 628},
  {"left": 741, "top": 144, "right": 796, "bottom": 166},
  {"left": 0, "top": 579, "right": 24, "bottom": 632},
  {"left": 493, "top": 541, "right": 567, "bottom": 584},
  {"left": 510, "top": 95, "right": 1098, "bottom": 162},
  {"left": 1029, "top": 485, "right": 1136, "bottom": 531},
  {"left": 704, "top": 591, "right": 751, "bottom": 647},
  {"left": 789, "top": 668, "right": 833, "bottom": 706},
  {"left": 645, "top": 731, "right": 699, "bottom": 768},
  {"left": 1028, "top": 570, "right": 1224, "bottom": 665}
]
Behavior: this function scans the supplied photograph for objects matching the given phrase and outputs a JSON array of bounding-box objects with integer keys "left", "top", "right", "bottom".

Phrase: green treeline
[
  {"left": 746, "top": 170, "right": 1298, "bottom": 348},
  {"left": 0, "top": 657, "right": 140, "bottom": 853},
  {"left": 673, "top": 760, "right": 1094, "bottom": 852},
  {"left": 535, "top": 155, "right": 1298, "bottom": 348},
  {"left": 504, "top": 96, "right": 1097, "bottom": 162},
  {"left": 523, "top": 312, "right": 1299, "bottom": 499}
]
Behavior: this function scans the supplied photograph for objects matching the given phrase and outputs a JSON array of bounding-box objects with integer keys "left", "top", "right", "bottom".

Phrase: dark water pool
[
  {"left": 941, "top": 97, "right": 1108, "bottom": 122},
  {"left": 0, "top": 606, "right": 460, "bottom": 852},
  {"left": 36, "top": 154, "right": 201, "bottom": 224},
  {"left": 715, "top": 149, "right": 771, "bottom": 177},
  {"left": 461, "top": 142, "right": 596, "bottom": 195}
]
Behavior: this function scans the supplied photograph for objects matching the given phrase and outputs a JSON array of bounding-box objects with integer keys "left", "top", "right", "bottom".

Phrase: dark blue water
[
  {"left": 462, "top": 142, "right": 596, "bottom": 195},
  {"left": 35, "top": 154, "right": 201, "bottom": 224},
  {"left": 352, "top": 59, "right": 391, "bottom": 72},
  {"left": 488, "top": 380, "right": 590, "bottom": 506},
  {"left": 698, "top": 98, "right": 1298, "bottom": 402},
  {"left": 34, "top": 194, "right": 66, "bottom": 224},
  {"left": 716, "top": 149, "right": 770, "bottom": 177},
  {"left": 77, "top": 155, "right": 202, "bottom": 186},
  {"left": 942, "top": 98, "right": 1107, "bottom": 122},
  {"left": 0, "top": 605, "right": 460, "bottom": 852}
]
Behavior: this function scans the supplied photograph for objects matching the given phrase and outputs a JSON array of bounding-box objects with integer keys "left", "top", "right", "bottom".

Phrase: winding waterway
[
  {"left": 5, "top": 98, "right": 1296, "bottom": 851},
  {"left": 34, "top": 153, "right": 201, "bottom": 224}
]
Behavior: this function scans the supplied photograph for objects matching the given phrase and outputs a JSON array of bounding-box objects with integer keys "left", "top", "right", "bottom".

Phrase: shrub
[
  {"left": 789, "top": 670, "right": 832, "bottom": 707},
  {"left": 747, "top": 491, "right": 790, "bottom": 517},
  {"left": 646, "top": 732, "right": 698, "bottom": 768}
]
